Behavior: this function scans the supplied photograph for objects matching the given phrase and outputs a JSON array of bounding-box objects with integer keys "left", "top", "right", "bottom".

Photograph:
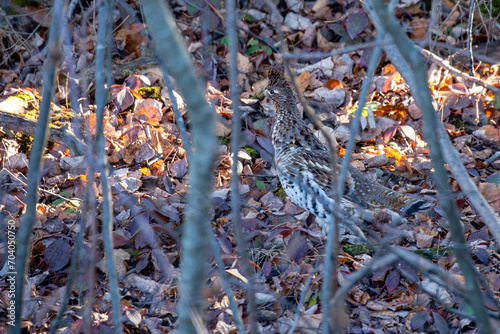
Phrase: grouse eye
[{"left": 268, "top": 89, "right": 275, "bottom": 94}]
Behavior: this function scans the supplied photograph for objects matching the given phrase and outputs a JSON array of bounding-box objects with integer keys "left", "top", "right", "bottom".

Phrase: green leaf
[
  {"left": 275, "top": 188, "right": 287, "bottom": 201},
  {"left": 259, "top": 45, "right": 272, "bottom": 56},
  {"left": 52, "top": 199, "right": 65, "bottom": 206},
  {"left": 244, "top": 146, "right": 258, "bottom": 159},
  {"left": 254, "top": 119, "right": 266, "bottom": 129},
  {"left": 247, "top": 45, "right": 259, "bottom": 55},
  {"left": 244, "top": 13, "right": 257, "bottom": 22},
  {"left": 220, "top": 36, "right": 229, "bottom": 46},
  {"left": 187, "top": 5, "right": 198, "bottom": 15},
  {"left": 59, "top": 191, "right": 71, "bottom": 198},
  {"left": 308, "top": 293, "right": 317, "bottom": 308},
  {"left": 494, "top": 92, "right": 500, "bottom": 109},
  {"left": 247, "top": 40, "right": 260, "bottom": 54},
  {"left": 485, "top": 172, "right": 500, "bottom": 185},
  {"left": 255, "top": 180, "right": 265, "bottom": 190},
  {"left": 348, "top": 102, "right": 380, "bottom": 117},
  {"left": 462, "top": 302, "right": 474, "bottom": 316}
]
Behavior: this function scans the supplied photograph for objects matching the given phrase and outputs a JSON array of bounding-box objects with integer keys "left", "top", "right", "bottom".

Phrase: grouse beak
[{"left": 262, "top": 88, "right": 270, "bottom": 98}]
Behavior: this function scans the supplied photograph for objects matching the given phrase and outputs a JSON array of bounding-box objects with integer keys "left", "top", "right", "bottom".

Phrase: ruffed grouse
[{"left": 264, "top": 69, "right": 432, "bottom": 234}]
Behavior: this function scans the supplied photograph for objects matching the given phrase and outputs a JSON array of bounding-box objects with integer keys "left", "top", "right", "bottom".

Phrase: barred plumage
[{"left": 264, "top": 69, "right": 432, "bottom": 234}]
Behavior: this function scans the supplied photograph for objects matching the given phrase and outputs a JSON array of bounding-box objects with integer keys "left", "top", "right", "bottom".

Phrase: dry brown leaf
[
  {"left": 479, "top": 182, "right": 500, "bottom": 213},
  {"left": 296, "top": 71, "right": 312, "bottom": 93}
]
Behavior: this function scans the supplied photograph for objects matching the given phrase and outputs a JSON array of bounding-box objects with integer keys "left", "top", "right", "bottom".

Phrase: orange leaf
[
  {"left": 130, "top": 89, "right": 143, "bottom": 100},
  {"left": 140, "top": 167, "right": 151, "bottom": 176},
  {"left": 382, "top": 72, "right": 403, "bottom": 93},
  {"left": 384, "top": 146, "right": 405, "bottom": 165},
  {"left": 37, "top": 204, "right": 47, "bottom": 215},
  {"left": 87, "top": 113, "right": 97, "bottom": 136},
  {"left": 337, "top": 145, "right": 345, "bottom": 157},
  {"left": 324, "top": 79, "right": 343, "bottom": 90},
  {"left": 382, "top": 64, "right": 397, "bottom": 75}
]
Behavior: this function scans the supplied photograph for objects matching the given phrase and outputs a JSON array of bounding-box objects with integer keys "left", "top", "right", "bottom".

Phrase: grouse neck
[
  {"left": 272, "top": 109, "right": 304, "bottom": 150},
  {"left": 273, "top": 92, "right": 302, "bottom": 123}
]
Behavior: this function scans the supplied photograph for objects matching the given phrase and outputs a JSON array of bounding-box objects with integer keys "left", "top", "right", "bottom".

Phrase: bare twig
[
  {"left": 283, "top": 40, "right": 393, "bottom": 60},
  {"left": 226, "top": 0, "right": 256, "bottom": 331},
  {"left": 370, "top": 1, "right": 493, "bottom": 331},
  {"left": 207, "top": 230, "right": 246, "bottom": 332},
  {"left": 424, "top": 0, "right": 442, "bottom": 51},
  {"left": 83, "top": 169, "right": 98, "bottom": 334},
  {"left": 48, "top": 206, "right": 85, "bottom": 334},
  {"left": 142, "top": 0, "right": 218, "bottom": 332},
  {"left": 13, "top": 1, "right": 66, "bottom": 332},
  {"left": 331, "top": 254, "right": 399, "bottom": 309},
  {"left": 262, "top": 1, "right": 354, "bottom": 332},
  {"left": 287, "top": 269, "right": 319, "bottom": 334},
  {"left": 95, "top": 2, "right": 123, "bottom": 333},
  {"left": 467, "top": 0, "right": 477, "bottom": 76},
  {"left": 161, "top": 69, "right": 193, "bottom": 161},
  {"left": 418, "top": 47, "right": 499, "bottom": 92},
  {"left": 62, "top": 0, "right": 86, "bottom": 147},
  {"left": 338, "top": 32, "right": 384, "bottom": 222},
  {"left": 432, "top": 41, "right": 500, "bottom": 65}
]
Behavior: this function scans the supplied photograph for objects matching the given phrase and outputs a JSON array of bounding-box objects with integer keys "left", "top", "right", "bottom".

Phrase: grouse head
[{"left": 264, "top": 69, "right": 295, "bottom": 107}]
